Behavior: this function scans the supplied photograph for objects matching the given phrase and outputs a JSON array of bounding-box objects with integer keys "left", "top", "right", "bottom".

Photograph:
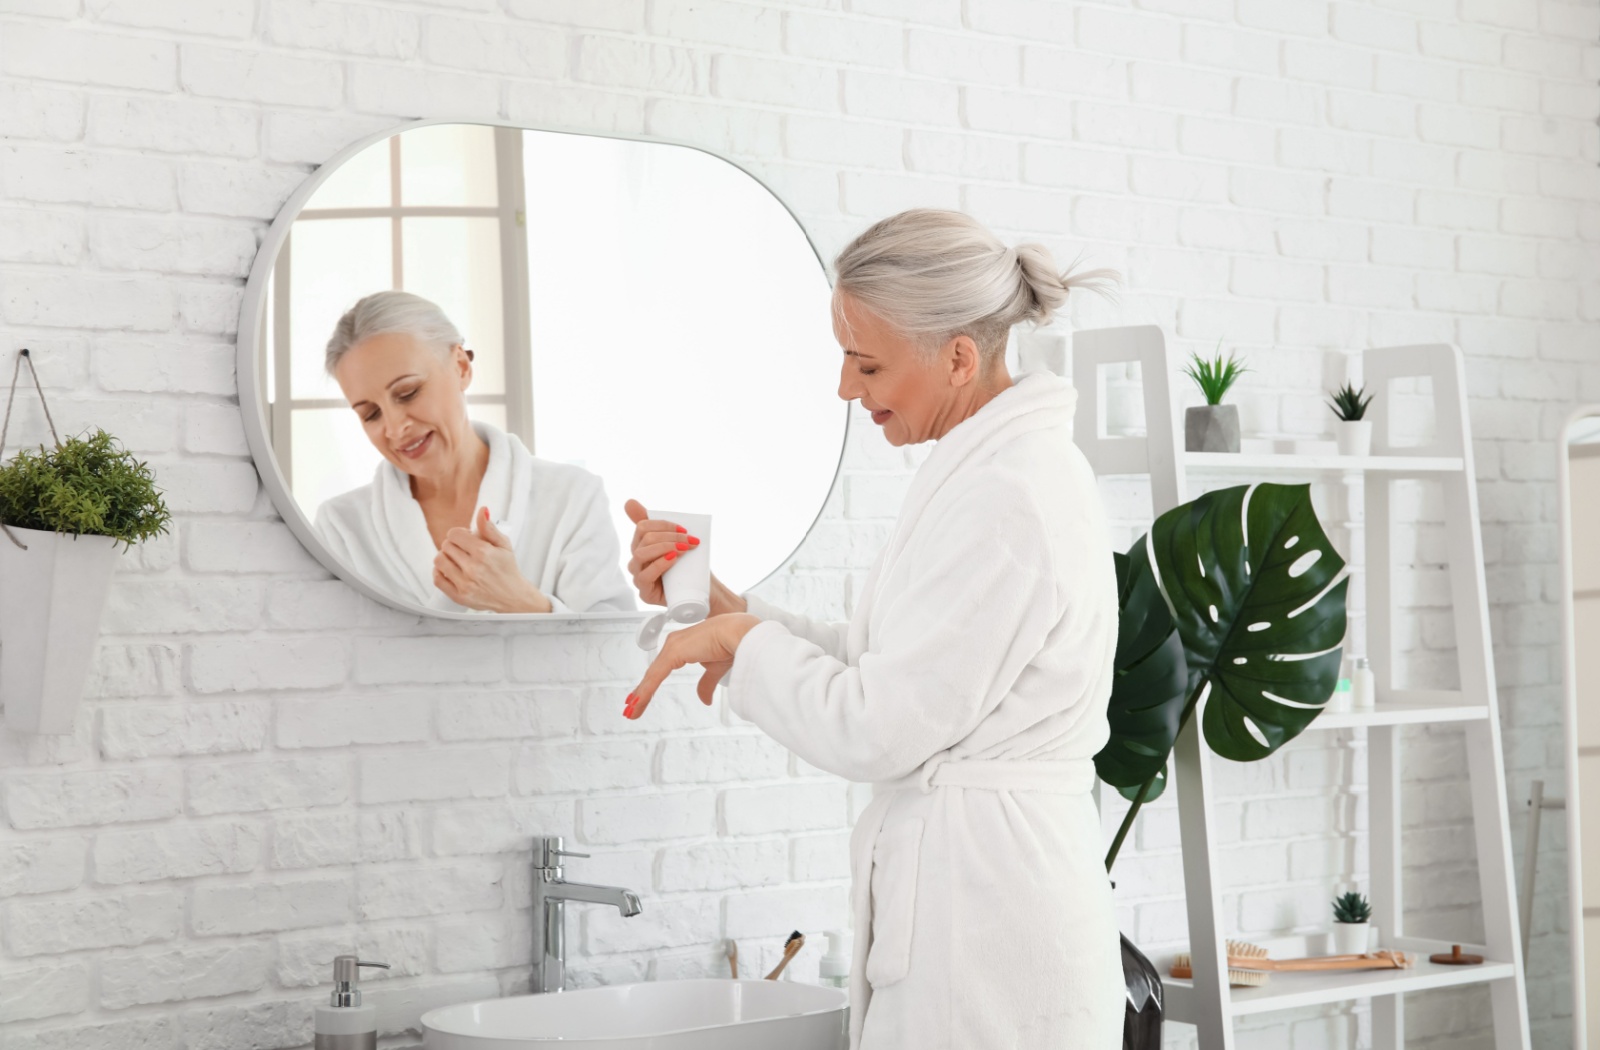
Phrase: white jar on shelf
[{"left": 1350, "top": 657, "right": 1375, "bottom": 710}]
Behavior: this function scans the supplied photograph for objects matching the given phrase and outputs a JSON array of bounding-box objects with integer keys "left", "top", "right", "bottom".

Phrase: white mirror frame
[
  {"left": 236, "top": 118, "right": 844, "bottom": 621},
  {"left": 1559, "top": 404, "right": 1599, "bottom": 1048}
]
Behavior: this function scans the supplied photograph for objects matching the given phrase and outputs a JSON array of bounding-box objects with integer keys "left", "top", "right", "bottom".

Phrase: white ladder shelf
[{"left": 1071, "top": 325, "right": 1531, "bottom": 1050}]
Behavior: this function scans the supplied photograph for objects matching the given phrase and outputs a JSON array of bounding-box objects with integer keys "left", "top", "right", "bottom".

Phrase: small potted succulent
[
  {"left": 0, "top": 426, "right": 170, "bottom": 733},
  {"left": 1327, "top": 382, "right": 1374, "bottom": 457},
  {"left": 1330, "top": 891, "right": 1373, "bottom": 955},
  {"left": 1181, "top": 344, "right": 1248, "bottom": 453}
]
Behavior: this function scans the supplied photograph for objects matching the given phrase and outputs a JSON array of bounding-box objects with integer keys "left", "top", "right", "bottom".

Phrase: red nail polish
[
  {"left": 675, "top": 525, "right": 687, "bottom": 534},
  {"left": 664, "top": 552, "right": 676, "bottom": 562},
  {"left": 687, "top": 536, "right": 700, "bottom": 546},
  {"left": 675, "top": 542, "right": 688, "bottom": 551}
]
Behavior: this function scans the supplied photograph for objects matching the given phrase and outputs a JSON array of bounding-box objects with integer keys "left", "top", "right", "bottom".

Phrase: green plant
[
  {"left": 1099, "top": 483, "right": 1348, "bottom": 871},
  {"left": 0, "top": 429, "right": 171, "bottom": 548},
  {"left": 1181, "top": 343, "right": 1249, "bottom": 406},
  {"left": 1332, "top": 891, "right": 1372, "bottom": 924},
  {"left": 1327, "top": 382, "right": 1373, "bottom": 422}
]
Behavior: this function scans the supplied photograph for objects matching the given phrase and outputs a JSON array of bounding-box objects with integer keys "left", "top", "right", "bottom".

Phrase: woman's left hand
[
  {"left": 434, "top": 507, "right": 553, "bottom": 613},
  {"left": 625, "top": 613, "right": 762, "bottom": 719}
]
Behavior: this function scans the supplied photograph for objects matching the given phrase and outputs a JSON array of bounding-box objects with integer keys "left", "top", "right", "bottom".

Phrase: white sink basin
[{"left": 421, "top": 979, "right": 848, "bottom": 1050}]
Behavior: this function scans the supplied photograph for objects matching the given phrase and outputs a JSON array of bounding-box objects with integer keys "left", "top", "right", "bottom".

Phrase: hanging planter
[{"left": 0, "top": 350, "right": 170, "bottom": 734}]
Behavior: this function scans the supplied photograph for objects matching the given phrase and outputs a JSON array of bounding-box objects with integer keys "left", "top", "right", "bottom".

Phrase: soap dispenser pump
[{"left": 314, "top": 955, "right": 389, "bottom": 1050}]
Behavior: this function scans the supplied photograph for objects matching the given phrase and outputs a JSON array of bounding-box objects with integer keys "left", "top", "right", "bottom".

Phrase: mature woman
[
  {"left": 315, "top": 290, "right": 634, "bottom": 614},
  {"left": 624, "top": 210, "right": 1123, "bottom": 1048}
]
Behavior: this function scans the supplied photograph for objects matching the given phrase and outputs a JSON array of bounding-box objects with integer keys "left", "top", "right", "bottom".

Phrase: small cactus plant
[{"left": 1331, "top": 891, "right": 1372, "bottom": 924}]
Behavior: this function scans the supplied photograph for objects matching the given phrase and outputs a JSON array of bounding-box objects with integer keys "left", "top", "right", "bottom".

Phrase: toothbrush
[
  {"left": 764, "top": 931, "right": 805, "bottom": 980},
  {"left": 726, "top": 939, "right": 739, "bottom": 979}
]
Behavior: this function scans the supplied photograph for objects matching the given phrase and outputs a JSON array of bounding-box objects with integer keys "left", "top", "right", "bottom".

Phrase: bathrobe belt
[
  {"left": 871, "top": 757, "right": 1097, "bottom": 798},
  {"left": 846, "top": 757, "right": 1097, "bottom": 1049}
]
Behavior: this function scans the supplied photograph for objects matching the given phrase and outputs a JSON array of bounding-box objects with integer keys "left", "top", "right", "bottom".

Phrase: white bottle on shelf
[{"left": 1350, "top": 657, "right": 1375, "bottom": 711}]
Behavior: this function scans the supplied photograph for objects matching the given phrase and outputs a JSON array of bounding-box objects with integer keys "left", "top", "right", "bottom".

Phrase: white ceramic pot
[
  {"left": 1331, "top": 921, "right": 1370, "bottom": 955},
  {"left": 0, "top": 527, "right": 120, "bottom": 734},
  {"left": 1336, "top": 420, "right": 1373, "bottom": 457}
]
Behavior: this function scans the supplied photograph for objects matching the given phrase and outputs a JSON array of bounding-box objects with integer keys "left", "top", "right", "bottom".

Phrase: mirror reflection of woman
[
  {"left": 624, "top": 210, "right": 1123, "bottom": 1049},
  {"left": 315, "top": 291, "right": 634, "bottom": 614}
]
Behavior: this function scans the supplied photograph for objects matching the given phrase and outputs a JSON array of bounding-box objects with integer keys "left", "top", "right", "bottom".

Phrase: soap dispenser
[
  {"left": 314, "top": 955, "right": 389, "bottom": 1050},
  {"left": 819, "top": 930, "right": 851, "bottom": 989}
]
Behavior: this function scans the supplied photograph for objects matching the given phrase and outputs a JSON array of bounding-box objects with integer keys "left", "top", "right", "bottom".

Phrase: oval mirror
[{"left": 238, "top": 121, "right": 845, "bottom": 618}]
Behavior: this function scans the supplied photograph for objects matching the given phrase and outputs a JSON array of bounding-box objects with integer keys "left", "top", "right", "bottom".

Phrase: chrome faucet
[{"left": 532, "top": 836, "right": 642, "bottom": 993}]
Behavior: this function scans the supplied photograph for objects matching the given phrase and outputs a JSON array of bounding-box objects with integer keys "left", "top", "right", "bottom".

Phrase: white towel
[
  {"left": 730, "top": 373, "right": 1123, "bottom": 1049},
  {"left": 315, "top": 421, "right": 635, "bottom": 614}
]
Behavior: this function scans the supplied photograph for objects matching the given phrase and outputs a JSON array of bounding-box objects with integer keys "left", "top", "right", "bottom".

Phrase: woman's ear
[
  {"left": 452, "top": 344, "right": 474, "bottom": 390},
  {"left": 945, "top": 333, "right": 982, "bottom": 387}
]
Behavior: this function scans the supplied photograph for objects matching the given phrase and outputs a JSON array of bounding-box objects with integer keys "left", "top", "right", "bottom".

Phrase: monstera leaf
[
  {"left": 1144, "top": 482, "right": 1348, "bottom": 762},
  {"left": 1095, "top": 551, "right": 1189, "bottom": 803},
  {"left": 1102, "top": 483, "right": 1348, "bottom": 871}
]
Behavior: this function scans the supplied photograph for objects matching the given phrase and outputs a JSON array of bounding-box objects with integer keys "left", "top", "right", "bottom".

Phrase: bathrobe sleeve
[
  {"left": 726, "top": 470, "right": 1061, "bottom": 783},
  {"left": 544, "top": 473, "right": 637, "bottom": 613},
  {"left": 742, "top": 594, "right": 849, "bottom": 662}
]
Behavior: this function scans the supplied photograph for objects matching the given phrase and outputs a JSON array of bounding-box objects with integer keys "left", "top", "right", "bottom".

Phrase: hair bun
[{"left": 1013, "top": 242, "right": 1119, "bottom": 326}]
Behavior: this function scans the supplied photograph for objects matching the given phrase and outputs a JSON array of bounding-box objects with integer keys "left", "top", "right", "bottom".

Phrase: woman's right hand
[{"left": 623, "top": 499, "right": 747, "bottom": 616}]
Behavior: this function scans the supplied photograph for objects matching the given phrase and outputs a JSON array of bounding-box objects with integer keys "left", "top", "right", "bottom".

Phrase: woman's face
[
  {"left": 833, "top": 292, "right": 982, "bottom": 447},
  {"left": 333, "top": 331, "right": 475, "bottom": 479}
]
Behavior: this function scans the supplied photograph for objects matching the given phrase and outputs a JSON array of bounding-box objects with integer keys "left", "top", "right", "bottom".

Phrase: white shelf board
[
  {"left": 1180, "top": 452, "right": 1465, "bottom": 474},
  {"left": 1160, "top": 938, "right": 1515, "bottom": 1019},
  {"left": 1310, "top": 701, "right": 1490, "bottom": 730}
]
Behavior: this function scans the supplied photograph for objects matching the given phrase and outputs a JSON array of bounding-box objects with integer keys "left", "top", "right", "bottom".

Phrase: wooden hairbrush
[{"left": 1171, "top": 940, "right": 1414, "bottom": 986}]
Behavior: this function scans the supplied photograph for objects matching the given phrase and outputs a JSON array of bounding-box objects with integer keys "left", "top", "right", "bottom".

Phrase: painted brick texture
[{"left": 0, "top": 2, "right": 1595, "bottom": 1049}]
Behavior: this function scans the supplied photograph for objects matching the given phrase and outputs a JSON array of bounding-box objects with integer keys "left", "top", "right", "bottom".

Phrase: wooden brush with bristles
[
  {"left": 763, "top": 931, "right": 805, "bottom": 980},
  {"left": 1170, "top": 939, "right": 1414, "bottom": 986},
  {"left": 726, "top": 939, "right": 738, "bottom": 979}
]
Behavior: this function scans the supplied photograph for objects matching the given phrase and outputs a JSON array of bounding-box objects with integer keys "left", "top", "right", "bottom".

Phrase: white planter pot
[
  {"left": 0, "top": 527, "right": 120, "bottom": 734},
  {"left": 1336, "top": 419, "right": 1373, "bottom": 457},
  {"left": 1331, "top": 921, "right": 1370, "bottom": 955}
]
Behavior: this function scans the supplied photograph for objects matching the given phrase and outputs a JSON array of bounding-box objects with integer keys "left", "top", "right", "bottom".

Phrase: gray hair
[
  {"left": 325, "top": 290, "right": 464, "bottom": 374},
  {"left": 832, "top": 209, "right": 1118, "bottom": 361}
]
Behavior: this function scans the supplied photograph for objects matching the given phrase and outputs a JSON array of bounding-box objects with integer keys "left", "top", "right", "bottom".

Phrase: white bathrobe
[
  {"left": 314, "top": 422, "right": 636, "bottom": 615},
  {"left": 728, "top": 373, "right": 1123, "bottom": 1050}
]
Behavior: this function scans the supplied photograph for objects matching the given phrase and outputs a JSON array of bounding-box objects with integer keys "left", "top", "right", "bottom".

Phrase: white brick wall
[{"left": 0, "top": 2, "right": 1595, "bottom": 1049}]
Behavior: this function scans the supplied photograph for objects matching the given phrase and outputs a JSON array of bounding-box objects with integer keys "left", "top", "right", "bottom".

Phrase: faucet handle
[{"left": 535, "top": 835, "right": 589, "bottom": 868}]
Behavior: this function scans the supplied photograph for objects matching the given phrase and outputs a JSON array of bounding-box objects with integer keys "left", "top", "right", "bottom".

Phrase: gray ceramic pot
[{"left": 1185, "top": 404, "right": 1240, "bottom": 453}]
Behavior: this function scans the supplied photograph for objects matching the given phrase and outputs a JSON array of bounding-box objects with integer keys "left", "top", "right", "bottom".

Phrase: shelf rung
[
  {"left": 1310, "top": 700, "right": 1489, "bottom": 729},
  {"left": 1179, "top": 452, "right": 1465, "bottom": 474},
  {"left": 1158, "top": 937, "right": 1515, "bottom": 1019}
]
